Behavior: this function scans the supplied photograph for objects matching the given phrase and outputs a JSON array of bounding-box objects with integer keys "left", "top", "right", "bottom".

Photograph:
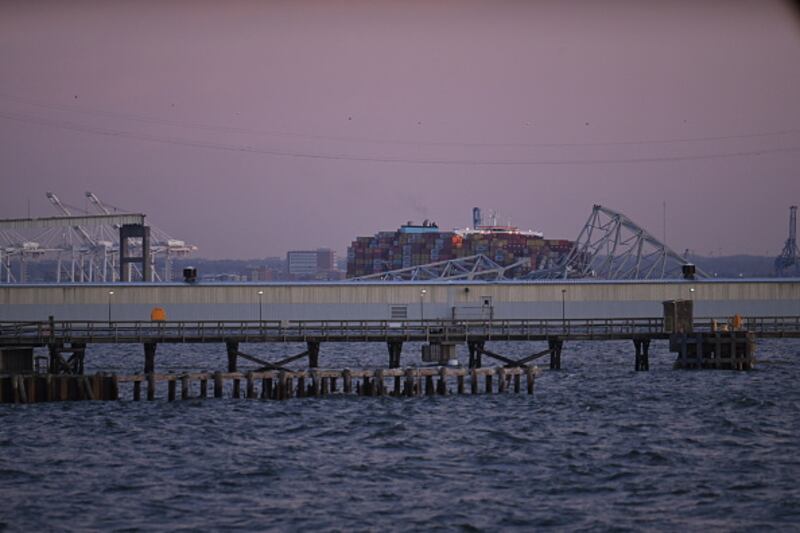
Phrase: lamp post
[
  {"left": 420, "top": 289, "right": 427, "bottom": 324},
  {"left": 257, "top": 290, "right": 264, "bottom": 322},
  {"left": 561, "top": 288, "right": 566, "bottom": 330},
  {"left": 107, "top": 290, "right": 114, "bottom": 322}
]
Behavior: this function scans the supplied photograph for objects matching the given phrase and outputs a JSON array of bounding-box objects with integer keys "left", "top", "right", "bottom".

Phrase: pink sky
[{"left": 1, "top": 0, "right": 799, "bottom": 258}]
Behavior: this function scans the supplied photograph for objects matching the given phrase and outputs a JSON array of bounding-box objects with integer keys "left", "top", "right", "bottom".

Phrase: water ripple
[{"left": 1, "top": 339, "right": 799, "bottom": 530}]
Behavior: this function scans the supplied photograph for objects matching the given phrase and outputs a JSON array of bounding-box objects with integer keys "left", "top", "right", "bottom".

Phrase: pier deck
[
  {"left": 2, "top": 316, "right": 799, "bottom": 346},
  {"left": 1, "top": 316, "right": 797, "bottom": 377}
]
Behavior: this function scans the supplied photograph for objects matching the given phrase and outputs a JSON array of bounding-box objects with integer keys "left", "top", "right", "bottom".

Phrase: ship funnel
[{"left": 472, "top": 207, "right": 483, "bottom": 229}]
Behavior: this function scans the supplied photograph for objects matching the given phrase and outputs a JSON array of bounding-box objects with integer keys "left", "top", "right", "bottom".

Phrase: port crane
[
  {"left": 775, "top": 206, "right": 798, "bottom": 277},
  {"left": 47, "top": 192, "right": 116, "bottom": 282}
]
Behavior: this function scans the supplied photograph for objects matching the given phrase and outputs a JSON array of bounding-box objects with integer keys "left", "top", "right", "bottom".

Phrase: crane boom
[{"left": 46, "top": 192, "right": 96, "bottom": 247}]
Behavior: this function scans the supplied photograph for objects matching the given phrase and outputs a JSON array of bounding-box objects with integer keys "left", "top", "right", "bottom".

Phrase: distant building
[
  {"left": 287, "top": 249, "right": 337, "bottom": 279},
  {"left": 248, "top": 266, "right": 274, "bottom": 282}
]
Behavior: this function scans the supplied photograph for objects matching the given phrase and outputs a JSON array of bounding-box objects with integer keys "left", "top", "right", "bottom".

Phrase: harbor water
[{"left": 1, "top": 339, "right": 799, "bottom": 530}]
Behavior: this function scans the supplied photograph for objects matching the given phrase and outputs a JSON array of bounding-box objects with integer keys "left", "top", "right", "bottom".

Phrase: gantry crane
[{"left": 775, "top": 206, "right": 799, "bottom": 277}]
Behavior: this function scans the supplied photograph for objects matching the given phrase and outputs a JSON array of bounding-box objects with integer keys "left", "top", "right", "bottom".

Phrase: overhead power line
[
  {"left": 1, "top": 91, "right": 799, "bottom": 149},
  {"left": 0, "top": 109, "right": 799, "bottom": 166}
]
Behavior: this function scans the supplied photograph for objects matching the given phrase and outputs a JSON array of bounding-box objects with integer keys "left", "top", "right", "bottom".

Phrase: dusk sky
[{"left": 1, "top": 0, "right": 799, "bottom": 259}]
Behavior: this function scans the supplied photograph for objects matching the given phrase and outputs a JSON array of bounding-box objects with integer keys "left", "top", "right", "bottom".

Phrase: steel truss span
[
  {"left": 350, "top": 254, "right": 531, "bottom": 281},
  {"left": 351, "top": 204, "right": 707, "bottom": 281},
  {"left": 530, "top": 204, "right": 708, "bottom": 280}
]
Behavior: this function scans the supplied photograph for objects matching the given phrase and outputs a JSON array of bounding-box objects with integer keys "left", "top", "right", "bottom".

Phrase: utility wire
[
  {"left": 1, "top": 110, "right": 799, "bottom": 166},
  {"left": 1, "top": 91, "right": 799, "bottom": 149}
]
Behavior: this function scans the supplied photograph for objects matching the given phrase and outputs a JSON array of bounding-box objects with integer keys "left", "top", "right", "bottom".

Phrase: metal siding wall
[{"left": 1, "top": 281, "right": 798, "bottom": 321}]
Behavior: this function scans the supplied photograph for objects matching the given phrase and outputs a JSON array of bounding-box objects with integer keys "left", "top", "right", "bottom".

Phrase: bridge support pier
[
  {"left": 548, "top": 339, "right": 563, "bottom": 370},
  {"left": 387, "top": 341, "right": 403, "bottom": 368},
  {"left": 144, "top": 342, "right": 157, "bottom": 374},
  {"left": 226, "top": 341, "right": 239, "bottom": 372},
  {"left": 48, "top": 342, "right": 85, "bottom": 375},
  {"left": 634, "top": 338, "right": 650, "bottom": 371},
  {"left": 468, "top": 341, "right": 484, "bottom": 368},
  {"left": 307, "top": 341, "right": 320, "bottom": 368}
]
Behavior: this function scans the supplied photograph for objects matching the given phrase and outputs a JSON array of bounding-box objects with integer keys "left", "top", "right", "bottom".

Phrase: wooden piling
[
  {"left": 168, "top": 379, "right": 176, "bottom": 402},
  {"left": 376, "top": 369, "right": 385, "bottom": 396},
  {"left": 12, "top": 375, "right": 21, "bottom": 404},
  {"left": 424, "top": 375, "right": 434, "bottom": 396},
  {"left": 1, "top": 366, "right": 540, "bottom": 404},
  {"left": 200, "top": 378, "right": 208, "bottom": 399},
  {"left": 343, "top": 369, "right": 353, "bottom": 394},
  {"left": 45, "top": 374, "right": 54, "bottom": 402},
  {"left": 181, "top": 375, "right": 190, "bottom": 400},
  {"left": 110, "top": 374, "right": 119, "bottom": 400},
  {"left": 437, "top": 367, "right": 447, "bottom": 395},
  {"left": 144, "top": 373, "right": 154, "bottom": 400},
  {"left": 144, "top": 342, "right": 157, "bottom": 374},
  {"left": 26, "top": 376, "right": 36, "bottom": 403},
  {"left": 214, "top": 371, "right": 223, "bottom": 398},
  {"left": 526, "top": 367, "right": 535, "bottom": 394},
  {"left": 246, "top": 372, "right": 256, "bottom": 399},
  {"left": 404, "top": 369, "right": 415, "bottom": 397},
  {"left": 284, "top": 375, "right": 293, "bottom": 399},
  {"left": 277, "top": 371, "right": 286, "bottom": 400},
  {"left": 311, "top": 371, "right": 321, "bottom": 397}
]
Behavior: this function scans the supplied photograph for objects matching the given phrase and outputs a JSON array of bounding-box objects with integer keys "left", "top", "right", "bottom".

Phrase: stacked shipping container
[{"left": 347, "top": 222, "right": 574, "bottom": 278}]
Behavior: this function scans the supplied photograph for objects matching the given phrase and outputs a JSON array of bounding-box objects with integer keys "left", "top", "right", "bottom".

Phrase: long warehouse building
[{"left": 0, "top": 279, "right": 798, "bottom": 322}]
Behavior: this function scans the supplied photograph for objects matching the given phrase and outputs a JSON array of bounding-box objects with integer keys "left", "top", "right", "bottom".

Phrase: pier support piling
[
  {"left": 147, "top": 373, "right": 156, "bottom": 401},
  {"left": 468, "top": 341, "right": 484, "bottom": 368},
  {"left": 214, "top": 372, "right": 223, "bottom": 398},
  {"left": 387, "top": 341, "right": 403, "bottom": 368},
  {"left": 144, "top": 343, "right": 157, "bottom": 374},
  {"left": 226, "top": 341, "right": 239, "bottom": 373},
  {"left": 307, "top": 341, "right": 320, "bottom": 368},
  {"left": 548, "top": 339, "right": 563, "bottom": 370},
  {"left": 634, "top": 338, "right": 651, "bottom": 371}
]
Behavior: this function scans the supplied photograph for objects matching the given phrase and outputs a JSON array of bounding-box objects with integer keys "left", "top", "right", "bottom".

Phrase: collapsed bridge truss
[
  {"left": 352, "top": 205, "right": 706, "bottom": 282},
  {"left": 351, "top": 254, "right": 531, "bottom": 281},
  {"left": 529, "top": 204, "right": 707, "bottom": 280}
]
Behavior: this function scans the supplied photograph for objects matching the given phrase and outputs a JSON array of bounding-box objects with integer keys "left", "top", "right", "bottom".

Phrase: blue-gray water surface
[{"left": 2, "top": 339, "right": 799, "bottom": 531}]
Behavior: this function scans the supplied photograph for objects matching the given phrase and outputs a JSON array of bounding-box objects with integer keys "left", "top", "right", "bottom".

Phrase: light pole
[
  {"left": 257, "top": 290, "right": 264, "bottom": 322},
  {"left": 420, "top": 289, "right": 427, "bottom": 323},
  {"left": 561, "top": 288, "right": 566, "bottom": 330},
  {"left": 107, "top": 290, "right": 114, "bottom": 322}
]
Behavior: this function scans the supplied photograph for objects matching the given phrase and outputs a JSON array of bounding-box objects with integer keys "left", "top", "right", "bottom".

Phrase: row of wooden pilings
[{"left": 0, "top": 366, "right": 539, "bottom": 404}]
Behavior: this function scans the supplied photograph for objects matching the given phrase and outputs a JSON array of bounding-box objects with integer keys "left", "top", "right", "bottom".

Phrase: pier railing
[{"left": 1, "top": 316, "right": 799, "bottom": 345}]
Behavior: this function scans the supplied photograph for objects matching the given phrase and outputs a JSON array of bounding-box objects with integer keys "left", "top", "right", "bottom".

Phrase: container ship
[{"left": 347, "top": 208, "right": 574, "bottom": 278}]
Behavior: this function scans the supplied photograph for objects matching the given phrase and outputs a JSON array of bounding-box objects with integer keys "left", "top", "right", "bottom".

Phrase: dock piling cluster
[{"left": 0, "top": 366, "right": 538, "bottom": 404}]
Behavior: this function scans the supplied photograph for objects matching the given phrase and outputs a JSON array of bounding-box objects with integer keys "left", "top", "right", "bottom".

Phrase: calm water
[{"left": 2, "top": 339, "right": 799, "bottom": 531}]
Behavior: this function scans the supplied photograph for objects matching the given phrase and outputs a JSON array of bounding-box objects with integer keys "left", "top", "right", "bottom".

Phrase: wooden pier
[
  {"left": 0, "top": 316, "right": 797, "bottom": 400},
  {"left": 0, "top": 366, "right": 538, "bottom": 404}
]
